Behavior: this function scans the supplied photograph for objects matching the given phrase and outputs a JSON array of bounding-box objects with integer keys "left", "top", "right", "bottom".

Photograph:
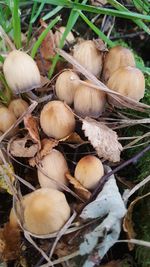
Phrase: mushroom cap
[
  {"left": 107, "top": 66, "right": 145, "bottom": 101},
  {"left": 74, "top": 155, "right": 104, "bottom": 190},
  {"left": 74, "top": 80, "right": 106, "bottom": 118},
  {"left": 103, "top": 46, "right": 135, "bottom": 82},
  {"left": 73, "top": 40, "right": 103, "bottom": 77},
  {"left": 38, "top": 149, "right": 69, "bottom": 190},
  {"left": 3, "top": 50, "right": 41, "bottom": 94},
  {"left": 40, "top": 100, "right": 75, "bottom": 139},
  {"left": 10, "top": 188, "right": 71, "bottom": 235},
  {"left": 55, "top": 26, "right": 75, "bottom": 47},
  {"left": 55, "top": 70, "right": 80, "bottom": 105},
  {"left": 8, "top": 98, "right": 29, "bottom": 118},
  {"left": 0, "top": 106, "right": 16, "bottom": 133}
]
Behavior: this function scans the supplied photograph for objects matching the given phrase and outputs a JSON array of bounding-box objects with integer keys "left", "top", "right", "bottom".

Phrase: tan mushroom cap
[
  {"left": 74, "top": 155, "right": 104, "bottom": 190},
  {"left": 38, "top": 149, "right": 69, "bottom": 190},
  {"left": 40, "top": 100, "right": 75, "bottom": 139},
  {"left": 9, "top": 188, "right": 71, "bottom": 235}
]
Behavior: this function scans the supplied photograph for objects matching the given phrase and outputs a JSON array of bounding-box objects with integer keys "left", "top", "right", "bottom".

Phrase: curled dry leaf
[
  {"left": 123, "top": 192, "right": 150, "bottom": 251},
  {"left": 66, "top": 172, "right": 91, "bottom": 201},
  {"left": 82, "top": 117, "right": 123, "bottom": 162},
  {"left": 29, "top": 138, "right": 58, "bottom": 167},
  {"left": 39, "top": 20, "right": 55, "bottom": 60},
  {"left": 62, "top": 132, "right": 85, "bottom": 144},
  {"left": 0, "top": 223, "right": 21, "bottom": 261},
  {"left": 10, "top": 137, "right": 39, "bottom": 158},
  {"left": 24, "top": 114, "right": 41, "bottom": 149}
]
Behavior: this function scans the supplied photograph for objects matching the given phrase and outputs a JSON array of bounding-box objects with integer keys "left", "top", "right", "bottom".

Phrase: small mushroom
[
  {"left": 38, "top": 149, "right": 69, "bottom": 190},
  {"left": 102, "top": 46, "right": 135, "bottom": 82},
  {"left": 73, "top": 40, "right": 103, "bottom": 77},
  {"left": 3, "top": 50, "right": 41, "bottom": 94},
  {"left": 55, "top": 70, "right": 80, "bottom": 105},
  {"left": 74, "top": 80, "right": 106, "bottom": 118},
  {"left": 0, "top": 106, "right": 16, "bottom": 133},
  {"left": 107, "top": 66, "right": 145, "bottom": 102},
  {"left": 55, "top": 26, "right": 75, "bottom": 47},
  {"left": 9, "top": 188, "right": 71, "bottom": 235},
  {"left": 74, "top": 155, "right": 104, "bottom": 190},
  {"left": 40, "top": 100, "right": 75, "bottom": 139},
  {"left": 8, "top": 98, "right": 29, "bottom": 118}
]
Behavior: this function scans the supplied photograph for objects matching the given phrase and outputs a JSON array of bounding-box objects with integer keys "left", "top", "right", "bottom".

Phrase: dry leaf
[
  {"left": 39, "top": 20, "right": 55, "bottom": 60},
  {"left": 93, "top": 39, "right": 108, "bottom": 52},
  {"left": 10, "top": 137, "right": 38, "bottom": 158},
  {"left": 29, "top": 138, "right": 58, "bottom": 167},
  {"left": 66, "top": 172, "right": 91, "bottom": 201},
  {"left": 82, "top": 117, "right": 123, "bottom": 162},
  {"left": 90, "top": 0, "right": 107, "bottom": 6},
  {"left": 123, "top": 192, "right": 150, "bottom": 250},
  {"left": 63, "top": 132, "right": 85, "bottom": 144},
  {"left": 24, "top": 114, "right": 41, "bottom": 149},
  {"left": 0, "top": 223, "right": 21, "bottom": 261}
]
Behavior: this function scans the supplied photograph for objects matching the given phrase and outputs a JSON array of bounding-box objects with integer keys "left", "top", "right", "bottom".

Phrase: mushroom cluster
[{"left": 1, "top": 37, "right": 145, "bottom": 238}]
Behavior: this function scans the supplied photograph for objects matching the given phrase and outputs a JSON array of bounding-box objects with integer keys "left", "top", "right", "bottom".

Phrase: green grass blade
[
  {"left": 31, "top": 1, "right": 46, "bottom": 24},
  {"left": 79, "top": 11, "right": 115, "bottom": 47},
  {"left": 48, "top": 0, "right": 88, "bottom": 79},
  {"left": 12, "top": 0, "right": 22, "bottom": 49},
  {"left": 107, "top": 0, "right": 150, "bottom": 34},
  {"left": 34, "top": 0, "right": 150, "bottom": 21},
  {"left": 0, "top": 55, "right": 4, "bottom": 63},
  {"left": 42, "top": 6, "right": 63, "bottom": 21},
  {"left": 31, "top": 16, "right": 60, "bottom": 59},
  {"left": 27, "top": 1, "right": 38, "bottom": 44}
]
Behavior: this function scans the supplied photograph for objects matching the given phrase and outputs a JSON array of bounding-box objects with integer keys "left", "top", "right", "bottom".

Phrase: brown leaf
[
  {"left": 90, "top": 0, "right": 107, "bottom": 6},
  {"left": 82, "top": 117, "right": 123, "bottom": 162},
  {"left": 66, "top": 172, "right": 91, "bottom": 201},
  {"left": 0, "top": 223, "right": 21, "bottom": 261},
  {"left": 123, "top": 192, "right": 150, "bottom": 250},
  {"left": 10, "top": 137, "right": 38, "bottom": 158},
  {"left": 29, "top": 138, "right": 58, "bottom": 167},
  {"left": 39, "top": 19, "right": 56, "bottom": 59},
  {"left": 93, "top": 39, "right": 108, "bottom": 52},
  {"left": 24, "top": 114, "right": 41, "bottom": 149},
  {"left": 62, "top": 132, "right": 85, "bottom": 144}
]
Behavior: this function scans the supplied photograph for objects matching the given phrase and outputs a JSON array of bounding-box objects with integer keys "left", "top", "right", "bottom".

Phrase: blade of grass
[
  {"left": 79, "top": 11, "right": 115, "bottom": 47},
  {"left": 12, "top": 0, "right": 22, "bottom": 49},
  {"left": 31, "top": 16, "right": 60, "bottom": 59},
  {"left": 31, "top": 1, "right": 46, "bottom": 24},
  {"left": 107, "top": 0, "right": 150, "bottom": 34},
  {"left": 48, "top": 0, "right": 88, "bottom": 79},
  {"left": 27, "top": 1, "right": 38, "bottom": 45},
  {"left": 42, "top": 6, "right": 63, "bottom": 21},
  {"left": 34, "top": 0, "right": 150, "bottom": 22},
  {"left": 0, "top": 55, "right": 4, "bottom": 63}
]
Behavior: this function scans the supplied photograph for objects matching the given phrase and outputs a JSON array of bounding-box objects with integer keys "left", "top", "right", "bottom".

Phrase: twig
[{"left": 117, "top": 239, "right": 150, "bottom": 248}]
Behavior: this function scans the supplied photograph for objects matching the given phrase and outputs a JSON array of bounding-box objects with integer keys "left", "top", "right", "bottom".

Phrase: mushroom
[
  {"left": 3, "top": 50, "right": 41, "bottom": 94},
  {"left": 9, "top": 188, "right": 71, "bottom": 235},
  {"left": 107, "top": 66, "right": 145, "bottom": 102},
  {"left": 55, "top": 26, "right": 75, "bottom": 47},
  {"left": 55, "top": 70, "right": 80, "bottom": 105},
  {"left": 74, "top": 155, "right": 104, "bottom": 190},
  {"left": 0, "top": 106, "right": 16, "bottom": 133},
  {"left": 8, "top": 98, "right": 29, "bottom": 118},
  {"left": 38, "top": 149, "right": 69, "bottom": 190},
  {"left": 74, "top": 80, "right": 106, "bottom": 118},
  {"left": 102, "top": 46, "right": 135, "bottom": 82},
  {"left": 40, "top": 100, "right": 75, "bottom": 139},
  {"left": 73, "top": 40, "right": 103, "bottom": 77}
]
